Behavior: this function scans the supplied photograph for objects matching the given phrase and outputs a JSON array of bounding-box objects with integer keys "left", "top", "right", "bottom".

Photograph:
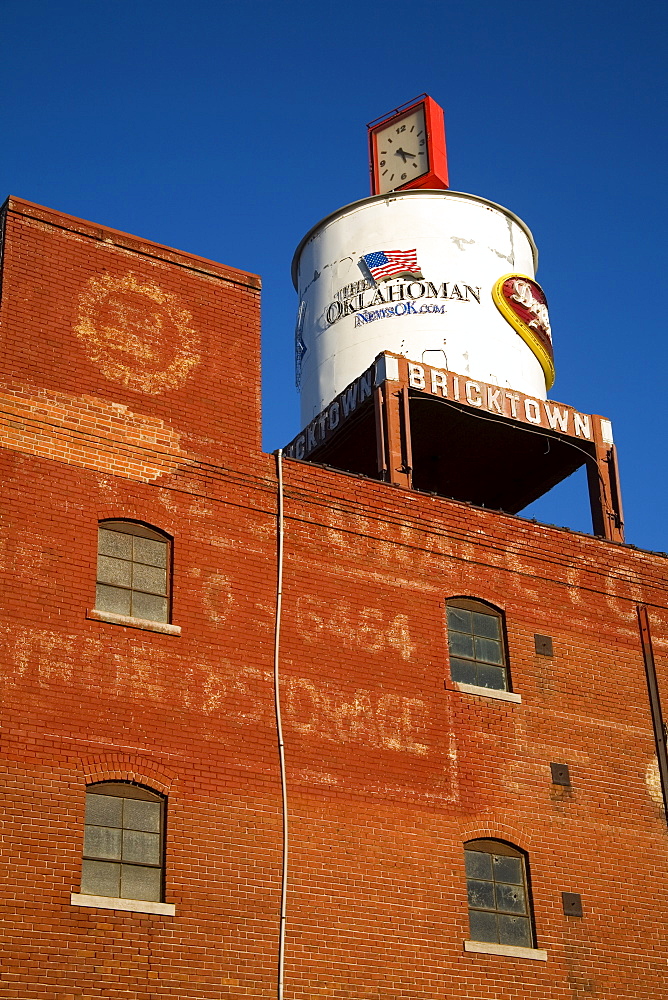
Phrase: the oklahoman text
[{"left": 325, "top": 279, "right": 481, "bottom": 327}]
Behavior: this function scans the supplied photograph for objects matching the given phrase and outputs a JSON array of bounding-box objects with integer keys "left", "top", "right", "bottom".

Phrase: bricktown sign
[{"left": 285, "top": 352, "right": 609, "bottom": 461}]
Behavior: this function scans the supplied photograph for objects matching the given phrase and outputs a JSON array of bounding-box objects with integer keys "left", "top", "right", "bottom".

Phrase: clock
[{"left": 368, "top": 95, "right": 449, "bottom": 196}]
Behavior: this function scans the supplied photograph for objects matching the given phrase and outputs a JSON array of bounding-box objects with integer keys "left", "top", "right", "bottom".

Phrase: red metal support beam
[
  {"left": 637, "top": 605, "right": 668, "bottom": 824},
  {"left": 380, "top": 382, "right": 412, "bottom": 489},
  {"left": 587, "top": 418, "right": 624, "bottom": 543},
  {"left": 374, "top": 385, "right": 388, "bottom": 481}
]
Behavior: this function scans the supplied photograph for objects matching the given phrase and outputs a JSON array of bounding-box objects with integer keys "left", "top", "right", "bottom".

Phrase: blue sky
[{"left": 1, "top": 0, "right": 666, "bottom": 551}]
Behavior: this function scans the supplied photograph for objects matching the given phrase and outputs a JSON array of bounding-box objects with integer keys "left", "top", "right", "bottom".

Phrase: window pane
[
  {"left": 84, "top": 825, "right": 122, "bottom": 861},
  {"left": 81, "top": 860, "right": 121, "bottom": 897},
  {"left": 450, "top": 657, "right": 477, "bottom": 685},
  {"left": 97, "top": 555, "right": 132, "bottom": 588},
  {"left": 98, "top": 530, "right": 133, "bottom": 559},
  {"left": 133, "top": 536, "right": 167, "bottom": 568},
  {"left": 82, "top": 783, "right": 165, "bottom": 903},
  {"left": 475, "top": 663, "right": 506, "bottom": 691},
  {"left": 97, "top": 524, "right": 170, "bottom": 624},
  {"left": 131, "top": 592, "right": 169, "bottom": 623},
  {"left": 122, "top": 830, "right": 161, "bottom": 866},
  {"left": 448, "top": 604, "right": 509, "bottom": 693},
  {"left": 475, "top": 636, "right": 503, "bottom": 664},
  {"left": 121, "top": 864, "right": 162, "bottom": 902},
  {"left": 495, "top": 881, "right": 527, "bottom": 914},
  {"left": 468, "top": 908, "right": 498, "bottom": 943},
  {"left": 498, "top": 914, "right": 531, "bottom": 947},
  {"left": 493, "top": 855, "right": 523, "bottom": 885},
  {"left": 472, "top": 611, "right": 500, "bottom": 639},
  {"left": 467, "top": 879, "right": 495, "bottom": 910},
  {"left": 85, "top": 794, "right": 123, "bottom": 828},
  {"left": 465, "top": 845, "right": 533, "bottom": 948},
  {"left": 96, "top": 584, "right": 131, "bottom": 616},
  {"left": 124, "top": 798, "right": 161, "bottom": 833},
  {"left": 132, "top": 563, "right": 167, "bottom": 596},
  {"left": 465, "top": 850, "right": 493, "bottom": 880},
  {"left": 448, "top": 632, "right": 475, "bottom": 658},
  {"left": 447, "top": 607, "right": 471, "bottom": 633}
]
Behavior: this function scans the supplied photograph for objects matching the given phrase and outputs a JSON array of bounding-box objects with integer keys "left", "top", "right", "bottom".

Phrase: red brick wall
[{"left": 1, "top": 201, "right": 668, "bottom": 999}]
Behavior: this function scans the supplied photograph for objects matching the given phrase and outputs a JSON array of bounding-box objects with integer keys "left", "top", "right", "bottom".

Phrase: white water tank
[{"left": 292, "top": 189, "right": 547, "bottom": 426}]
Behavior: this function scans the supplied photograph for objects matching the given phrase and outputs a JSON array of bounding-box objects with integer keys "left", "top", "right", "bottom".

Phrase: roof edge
[{"left": 2, "top": 196, "right": 261, "bottom": 290}]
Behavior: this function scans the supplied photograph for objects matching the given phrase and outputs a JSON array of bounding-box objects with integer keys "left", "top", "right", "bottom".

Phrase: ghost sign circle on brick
[
  {"left": 74, "top": 272, "right": 201, "bottom": 394},
  {"left": 492, "top": 273, "right": 555, "bottom": 390}
]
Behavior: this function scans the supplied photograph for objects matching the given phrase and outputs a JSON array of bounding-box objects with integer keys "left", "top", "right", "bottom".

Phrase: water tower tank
[{"left": 292, "top": 189, "right": 548, "bottom": 427}]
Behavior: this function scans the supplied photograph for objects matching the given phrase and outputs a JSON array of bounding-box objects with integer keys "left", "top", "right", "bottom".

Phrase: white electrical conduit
[{"left": 273, "top": 448, "right": 288, "bottom": 1000}]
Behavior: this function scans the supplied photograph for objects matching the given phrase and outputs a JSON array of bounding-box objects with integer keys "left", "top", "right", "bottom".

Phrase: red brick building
[{"left": 1, "top": 196, "right": 667, "bottom": 999}]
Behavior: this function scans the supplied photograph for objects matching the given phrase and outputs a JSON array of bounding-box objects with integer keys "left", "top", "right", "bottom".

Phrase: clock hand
[{"left": 395, "top": 148, "right": 417, "bottom": 162}]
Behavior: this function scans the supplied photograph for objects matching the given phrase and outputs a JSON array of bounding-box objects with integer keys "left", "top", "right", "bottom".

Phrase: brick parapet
[{"left": 0, "top": 198, "right": 262, "bottom": 467}]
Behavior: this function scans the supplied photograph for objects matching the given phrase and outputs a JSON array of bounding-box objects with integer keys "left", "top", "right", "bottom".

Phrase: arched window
[
  {"left": 81, "top": 782, "right": 165, "bottom": 902},
  {"left": 464, "top": 840, "right": 534, "bottom": 948},
  {"left": 446, "top": 598, "right": 509, "bottom": 691},
  {"left": 96, "top": 520, "right": 170, "bottom": 623}
]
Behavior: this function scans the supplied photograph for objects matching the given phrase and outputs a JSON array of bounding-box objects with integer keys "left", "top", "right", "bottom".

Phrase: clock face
[{"left": 373, "top": 104, "right": 429, "bottom": 195}]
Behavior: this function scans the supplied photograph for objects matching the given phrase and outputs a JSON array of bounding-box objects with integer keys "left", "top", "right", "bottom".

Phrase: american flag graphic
[{"left": 362, "top": 249, "right": 423, "bottom": 283}]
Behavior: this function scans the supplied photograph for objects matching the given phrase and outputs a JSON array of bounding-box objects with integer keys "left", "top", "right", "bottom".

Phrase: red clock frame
[{"left": 368, "top": 94, "right": 449, "bottom": 196}]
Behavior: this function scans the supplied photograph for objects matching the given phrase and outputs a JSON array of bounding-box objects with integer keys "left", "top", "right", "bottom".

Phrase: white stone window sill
[
  {"left": 464, "top": 940, "right": 546, "bottom": 961},
  {"left": 87, "top": 609, "right": 181, "bottom": 636},
  {"left": 71, "top": 893, "right": 175, "bottom": 916},
  {"left": 454, "top": 682, "right": 521, "bottom": 704}
]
